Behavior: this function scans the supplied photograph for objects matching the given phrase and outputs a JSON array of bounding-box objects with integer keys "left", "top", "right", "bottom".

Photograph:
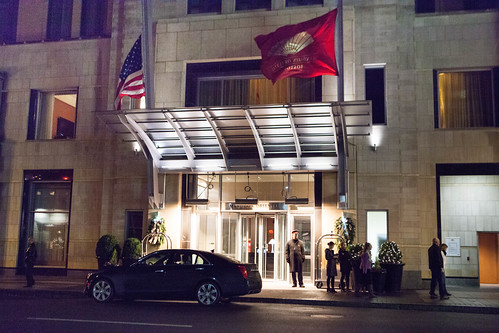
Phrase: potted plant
[
  {"left": 147, "top": 216, "right": 167, "bottom": 246},
  {"left": 334, "top": 216, "right": 356, "bottom": 246},
  {"left": 371, "top": 259, "right": 387, "bottom": 294},
  {"left": 122, "top": 238, "right": 142, "bottom": 267},
  {"left": 95, "top": 235, "right": 121, "bottom": 270},
  {"left": 378, "top": 240, "right": 404, "bottom": 292}
]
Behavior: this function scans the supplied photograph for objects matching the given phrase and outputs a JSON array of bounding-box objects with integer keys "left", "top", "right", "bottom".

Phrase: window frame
[
  {"left": 365, "top": 65, "right": 387, "bottom": 125},
  {"left": 433, "top": 67, "right": 498, "bottom": 129},
  {"left": 0, "top": 0, "right": 19, "bottom": 44},
  {"left": 185, "top": 60, "right": 322, "bottom": 107},
  {"left": 188, "top": 0, "right": 222, "bottom": 15},
  {"left": 366, "top": 210, "right": 388, "bottom": 260},
  {"left": 27, "top": 89, "right": 79, "bottom": 141},
  {"left": 46, "top": 0, "right": 73, "bottom": 41}
]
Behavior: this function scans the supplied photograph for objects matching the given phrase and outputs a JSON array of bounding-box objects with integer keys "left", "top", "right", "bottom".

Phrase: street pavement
[{"left": 1, "top": 271, "right": 498, "bottom": 314}]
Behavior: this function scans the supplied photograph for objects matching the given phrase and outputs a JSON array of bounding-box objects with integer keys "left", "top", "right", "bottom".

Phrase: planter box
[
  {"left": 372, "top": 269, "right": 387, "bottom": 294},
  {"left": 380, "top": 263, "right": 405, "bottom": 292}
]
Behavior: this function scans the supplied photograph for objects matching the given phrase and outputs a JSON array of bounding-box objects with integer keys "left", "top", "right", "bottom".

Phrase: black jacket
[{"left": 428, "top": 243, "right": 442, "bottom": 270}]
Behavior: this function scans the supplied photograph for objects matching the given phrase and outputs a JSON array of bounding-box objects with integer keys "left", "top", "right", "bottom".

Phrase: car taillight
[{"left": 238, "top": 265, "right": 248, "bottom": 279}]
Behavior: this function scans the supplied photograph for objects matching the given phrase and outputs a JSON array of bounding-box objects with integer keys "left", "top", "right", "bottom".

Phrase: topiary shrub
[
  {"left": 96, "top": 235, "right": 121, "bottom": 270},
  {"left": 378, "top": 241, "right": 403, "bottom": 264},
  {"left": 122, "top": 238, "right": 142, "bottom": 267}
]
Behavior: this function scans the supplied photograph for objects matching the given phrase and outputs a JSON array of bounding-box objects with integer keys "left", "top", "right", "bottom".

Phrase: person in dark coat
[
  {"left": 428, "top": 237, "right": 447, "bottom": 300},
  {"left": 338, "top": 241, "right": 352, "bottom": 292},
  {"left": 24, "top": 237, "right": 37, "bottom": 287},
  {"left": 286, "top": 229, "right": 305, "bottom": 287},
  {"left": 325, "top": 241, "right": 337, "bottom": 293}
]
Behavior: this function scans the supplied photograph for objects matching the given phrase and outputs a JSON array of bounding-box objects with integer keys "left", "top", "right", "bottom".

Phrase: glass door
[
  {"left": 292, "top": 215, "right": 312, "bottom": 279},
  {"left": 240, "top": 213, "right": 288, "bottom": 280}
]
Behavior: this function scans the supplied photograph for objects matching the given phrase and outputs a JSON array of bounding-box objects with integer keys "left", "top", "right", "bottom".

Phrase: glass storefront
[
  {"left": 184, "top": 172, "right": 315, "bottom": 281},
  {"left": 18, "top": 170, "right": 73, "bottom": 272}
]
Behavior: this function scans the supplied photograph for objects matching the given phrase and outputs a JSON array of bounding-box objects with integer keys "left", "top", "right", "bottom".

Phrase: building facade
[{"left": 0, "top": 0, "right": 498, "bottom": 288}]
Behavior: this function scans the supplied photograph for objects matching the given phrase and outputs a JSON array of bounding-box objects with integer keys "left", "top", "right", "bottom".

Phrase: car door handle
[
  {"left": 155, "top": 269, "right": 165, "bottom": 273},
  {"left": 195, "top": 267, "right": 204, "bottom": 271}
]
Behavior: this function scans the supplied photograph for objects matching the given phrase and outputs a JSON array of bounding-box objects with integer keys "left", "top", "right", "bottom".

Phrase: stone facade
[{"left": 1, "top": 1, "right": 498, "bottom": 288}]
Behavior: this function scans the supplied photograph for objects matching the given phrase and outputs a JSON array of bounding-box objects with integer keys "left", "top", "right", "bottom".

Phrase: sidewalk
[{"left": 1, "top": 272, "right": 498, "bottom": 314}]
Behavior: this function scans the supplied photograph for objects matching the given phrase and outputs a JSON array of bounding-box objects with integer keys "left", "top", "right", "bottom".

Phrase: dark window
[
  {"left": 188, "top": 0, "right": 221, "bottom": 14},
  {"left": 435, "top": 69, "right": 498, "bottom": 128},
  {"left": 415, "top": 0, "right": 499, "bottom": 14},
  {"left": 365, "top": 67, "right": 386, "bottom": 125},
  {"left": 126, "top": 210, "right": 144, "bottom": 240},
  {"left": 46, "top": 0, "right": 73, "bottom": 41},
  {"left": 80, "top": 0, "right": 109, "bottom": 38},
  {"left": 236, "top": 0, "right": 271, "bottom": 11},
  {"left": 286, "top": 0, "right": 323, "bottom": 7},
  {"left": 28, "top": 90, "right": 78, "bottom": 140},
  {"left": 185, "top": 60, "right": 321, "bottom": 107},
  {"left": 0, "top": 0, "right": 19, "bottom": 44}
]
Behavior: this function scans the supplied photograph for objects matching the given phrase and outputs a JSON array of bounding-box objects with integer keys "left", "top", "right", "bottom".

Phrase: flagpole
[
  {"left": 142, "top": 0, "right": 161, "bottom": 209},
  {"left": 336, "top": 0, "right": 348, "bottom": 209},
  {"left": 337, "top": 0, "right": 344, "bottom": 102}
]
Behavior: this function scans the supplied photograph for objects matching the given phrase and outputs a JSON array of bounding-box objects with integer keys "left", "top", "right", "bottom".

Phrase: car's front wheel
[
  {"left": 91, "top": 278, "right": 114, "bottom": 303},
  {"left": 196, "top": 281, "right": 221, "bottom": 306}
]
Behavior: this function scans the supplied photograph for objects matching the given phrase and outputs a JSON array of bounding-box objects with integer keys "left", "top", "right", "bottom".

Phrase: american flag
[{"left": 114, "top": 35, "right": 145, "bottom": 110}]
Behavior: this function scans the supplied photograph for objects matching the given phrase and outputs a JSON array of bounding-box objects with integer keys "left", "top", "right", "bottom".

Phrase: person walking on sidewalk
[
  {"left": 325, "top": 241, "right": 337, "bottom": 293},
  {"left": 24, "top": 237, "right": 37, "bottom": 287},
  {"left": 428, "top": 237, "right": 448, "bottom": 300},
  {"left": 358, "top": 242, "right": 376, "bottom": 298},
  {"left": 286, "top": 229, "right": 305, "bottom": 288},
  {"left": 440, "top": 243, "right": 451, "bottom": 298},
  {"left": 338, "top": 241, "right": 352, "bottom": 292}
]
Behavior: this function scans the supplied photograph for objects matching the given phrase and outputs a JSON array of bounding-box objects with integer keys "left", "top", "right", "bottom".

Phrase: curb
[
  {"left": 234, "top": 296, "right": 499, "bottom": 314},
  {"left": 2, "top": 288, "right": 498, "bottom": 315}
]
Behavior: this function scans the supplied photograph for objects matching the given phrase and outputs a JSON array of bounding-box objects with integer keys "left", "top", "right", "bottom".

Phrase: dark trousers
[
  {"left": 340, "top": 271, "right": 350, "bottom": 290},
  {"left": 291, "top": 271, "right": 303, "bottom": 286},
  {"left": 327, "top": 276, "right": 335, "bottom": 290},
  {"left": 441, "top": 271, "right": 449, "bottom": 295},
  {"left": 430, "top": 268, "right": 444, "bottom": 296},
  {"left": 25, "top": 263, "right": 35, "bottom": 286}
]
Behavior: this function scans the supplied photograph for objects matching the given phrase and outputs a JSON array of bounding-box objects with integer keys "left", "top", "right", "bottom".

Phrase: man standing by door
[
  {"left": 428, "top": 237, "right": 448, "bottom": 300},
  {"left": 286, "top": 229, "right": 305, "bottom": 287}
]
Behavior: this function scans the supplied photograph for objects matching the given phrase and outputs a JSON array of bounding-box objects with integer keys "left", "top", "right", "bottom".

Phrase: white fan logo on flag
[{"left": 269, "top": 31, "right": 314, "bottom": 56}]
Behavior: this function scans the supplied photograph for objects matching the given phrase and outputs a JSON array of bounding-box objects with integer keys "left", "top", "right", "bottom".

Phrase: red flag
[
  {"left": 115, "top": 35, "right": 145, "bottom": 110},
  {"left": 254, "top": 10, "right": 338, "bottom": 83}
]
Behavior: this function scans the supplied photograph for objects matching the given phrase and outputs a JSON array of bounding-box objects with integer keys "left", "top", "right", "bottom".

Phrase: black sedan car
[{"left": 84, "top": 249, "right": 262, "bottom": 306}]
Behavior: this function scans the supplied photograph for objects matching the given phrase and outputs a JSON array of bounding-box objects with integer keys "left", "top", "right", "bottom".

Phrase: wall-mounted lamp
[{"left": 372, "top": 144, "right": 377, "bottom": 152}]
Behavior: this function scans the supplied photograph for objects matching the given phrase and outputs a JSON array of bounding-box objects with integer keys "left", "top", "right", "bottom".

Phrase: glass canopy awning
[{"left": 98, "top": 101, "right": 372, "bottom": 173}]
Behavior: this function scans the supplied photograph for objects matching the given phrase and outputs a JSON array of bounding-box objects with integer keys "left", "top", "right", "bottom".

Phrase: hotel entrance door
[{"left": 241, "top": 213, "right": 287, "bottom": 280}]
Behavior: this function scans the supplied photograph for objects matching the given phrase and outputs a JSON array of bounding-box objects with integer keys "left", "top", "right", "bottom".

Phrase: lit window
[
  {"left": 28, "top": 90, "right": 78, "bottom": 140},
  {"left": 186, "top": 60, "right": 320, "bottom": 107},
  {"left": 436, "top": 69, "right": 498, "bottom": 129},
  {"left": 367, "top": 211, "right": 388, "bottom": 260}
]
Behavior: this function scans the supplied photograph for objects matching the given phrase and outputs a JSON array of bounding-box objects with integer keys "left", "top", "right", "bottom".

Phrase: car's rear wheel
[
  {"left": 91, "top": 278, "right": 114, "bottom": 303},
  {"left": 196, "top": 281, "right": 221, "bottom": 306}
]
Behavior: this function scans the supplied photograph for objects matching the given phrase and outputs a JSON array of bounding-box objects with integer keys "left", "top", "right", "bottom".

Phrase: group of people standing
[
  {"left": 325, "top": 241, "right": 376, "bottom": 297},
  {"left": 286, "top": 230, "right": 375, "bottom": 297}
]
